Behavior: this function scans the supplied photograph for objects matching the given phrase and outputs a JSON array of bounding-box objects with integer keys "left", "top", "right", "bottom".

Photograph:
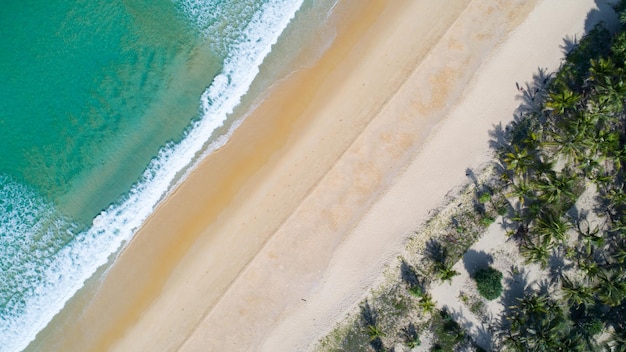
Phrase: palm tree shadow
[
  {"left": 400, "top": 260, "right": 424, "bottom": 290},
  {"left": 568, "top": 203, "right": 585, "bottom": 225},
  {"left": 465, "top": 167, "right": 479, "bottom": 187},
  {"left": 547, "top": 246, "right": 573, "bottom": 286},
  {"left": 515, "top": 68, "right": 552, "bottom": 117},
  {"left": 447, "top": 305, "right": 494, "bottom": 351},
  {"left": 593, "top": 187, "right": 612, "bottom": 219},
  {"left": 586, "top": 0, "right": 621, "bottom": 33},
  {"left": 498, "top": 265, "right": 530, "bottom": 329},
  {"left": 360, "top": 300, "right": 377, "bottom": 327},
  {"left": 560, "top": 34, "right": 579, "bottom": 57},
  {"left": 472, "top": 321, "right": 496, "bottom": 351},
  {"left": 401, "top": 322, "right": 420, "bottom": 348},
  {"left": 536, "top": 277, "right": 553, "bottom": 296},
  {"left": 369, "top": 337, "right": 384, "bottom": 352},
  {"left": 465, "top": 167, "right": 493, "bottom": 216},
  {"left": 487, "top": 67, "right": 553, "bottom": 158},
  {"left": 505, "top": 205, "right": 529, "bottom": 245},
  {"left": 360, "top": 300, "right": 385, "bottom": 352},
  {"left": 424, "top": 238, "right": 448, "bottom": 267},
  {"left": 488, "top": 122, "right": 508, "bottom": 151}
]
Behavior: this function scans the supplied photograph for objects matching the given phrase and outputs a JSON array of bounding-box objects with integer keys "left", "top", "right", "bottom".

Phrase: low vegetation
[{"left": 473, "top": 267, "right": 503, "bottom": 301}]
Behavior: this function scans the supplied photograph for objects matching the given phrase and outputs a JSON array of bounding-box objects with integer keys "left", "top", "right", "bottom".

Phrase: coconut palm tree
[
  {"left": 610, "top": 241, "right": 626, "bottom": 264},
  {"left": 544, "top": 114, "right": 593, "bottom": 166},
  {"left": 593, "top": 130, "right": 620, "bottom": 159},
  {"left": 595, "top": 270, "right": 626, "bottom": 307},
  {"left": 520, "top": 236, "right": 552, "bottom": 268},
  {"left": 537, "top": 171, "right": 578, "bottom": 207},
  {"left": 506, "top": 293, "right": 571, "bottom": 351},
  {"left": 366, "top": 324, "right": 386, "bottom": 341},
  {"left": 534, "top": 158, "right": 556, "bottom": 176},
  {"left": 436, "top": 265, "right": 459, "bottom": 284},
  {"left": 560, "top": 275, "right": 595, "bottom": 308},
  {"left": 546, "top": 88, "right": 582, "bottom": 115},
  {"left": 604, "top": 186, "right": 626, "bottom": 216},
  {"left": 575, "top": 219, "right": 604, "bottom": 250},
  {"left": 507, "top": 180, "right": 535, "bottom": 206},
  {"left": 589, "top": 57, "right": 617, "bottom": 84},
  {"left": 589, "top": 165, "right": 613, "bottom": 187},
  {"left": 418, "top": 293, "right": 436, "bottom": 314},
  {"left": 589, "top": 58, "right": 626, "bottom": 112},
  {"left": 503, "top": 145, "right": 535, "bottom": 179},
  {"left": 577, "top": 255, "right": 601, "bottom": 281},
  {"left": 535, "top": 210, "right": 571, "bottom": 244}
]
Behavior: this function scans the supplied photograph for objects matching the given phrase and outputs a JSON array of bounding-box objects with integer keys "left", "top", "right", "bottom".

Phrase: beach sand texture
[{"left": 31, "top": 0, "right": 610, "bottom": 351}]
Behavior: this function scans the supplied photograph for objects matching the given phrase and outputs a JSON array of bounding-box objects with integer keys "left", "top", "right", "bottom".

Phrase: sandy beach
[{"left": 29, "top": 0, "right": 612, "bottom": 351}]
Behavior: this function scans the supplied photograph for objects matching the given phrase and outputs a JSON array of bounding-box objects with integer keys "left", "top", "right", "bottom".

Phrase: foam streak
[{"left": 0, "top": 1, "right": 303, "bottom": 351}]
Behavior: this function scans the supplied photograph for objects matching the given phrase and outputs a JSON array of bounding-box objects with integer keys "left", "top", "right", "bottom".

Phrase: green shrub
[
  {"left": 366, "top": 325, "right": 386, "bottom": 341},
  {"left": 480, "top": 216, "right": 495, "bottom": 226},
  {"left": 408, "top": 285, "right": 423, "bottom": 297},
  {"left": 478, "top": 192, "right": 492, "bottom": 204},
  {"left": 473, "top": 267, "right": 503, "bottom": 300}
]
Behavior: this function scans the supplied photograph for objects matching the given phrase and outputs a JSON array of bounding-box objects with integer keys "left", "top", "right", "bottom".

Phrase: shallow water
[{"left": 0, "top": 0, "right": 328, "bottom": 350}]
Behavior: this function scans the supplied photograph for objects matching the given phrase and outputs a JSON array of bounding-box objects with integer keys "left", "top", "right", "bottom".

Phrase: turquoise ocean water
[{"left": 0, "top": 0, "right": 339, "bottom": 350}]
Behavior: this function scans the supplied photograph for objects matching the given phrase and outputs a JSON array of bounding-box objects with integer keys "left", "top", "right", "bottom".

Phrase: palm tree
[
  {"left": 508, "top": 180, "right": 535, "bottom": 206},
  {"left": 607, "top": 330, "right": 626, "bottom": 352},
  {"left": 589, "top": 165, "right": 613, "bottom": 186},
  {"left": 537, "top": 171, "right": 577, "bottom": 206},
  {"left": 506, "top": 293, "right": 571, "bottom": 351},
  {"left": 418, "top": 293, "right": 436, "bottom": 314},
  {"left": 503, "top": 145, "right": 535, "bottom": 179},
  {"left": 544, "top": 115, "right": 592, "bottom": 165},
  {"left": 575, "top": 219, "right": 604, "bottom": 249},
  {"left": 610, "top": 241, "right": 626, "bottom": 264},
  {"left": 593, "top": 130, "right": 620, "bottom": 160},
  {"left": 535, "top": 210, "right": 571, "bottom": 244},
  {"left": 577, "top": 255, "right": 601, "bottom": 281},
  {"left": 534, "top": 158, "right": 556, "bottom": 176},
  {"left": 514, "top": 293, "right": 550, "bottom": 316},
  {"left": 604, "top": 186, "right": 626, "bottom": 216},
  {"left": 437, "top": 266, "right": 459, "bottom": 284},
  {"left": 546, "top": 88, "right": 582, "bottom": 115},
  {"left": 520, "top": 236, "right": 552, "bottom": 268},
  {"left": 526, "top": 127, "right": 545, "bottom": 147},
  {"left": 589, "top": 57, "right": 626, "bottom": 112},
  {"left": 589, "top": 57, "right": 617, "bottom": 84},
  {"left": 595, "top": 270, "right": 626, "bottom": 307},
  {"left": 560, "top": 275, "right": 595, "bottom": 308},
  {"left": 559, "top": 332, "right": 591, "bottom": 352},
  {"left": 366, "top": 324, "right": 386, "bottom": 341},
  {"left": 525, "top": 200, "right": 544, "bottom": 223}
]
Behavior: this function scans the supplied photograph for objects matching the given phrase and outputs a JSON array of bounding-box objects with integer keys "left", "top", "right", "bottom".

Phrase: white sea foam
[{"left": 0, "top": 1, "right": 303, "bottom": 351}]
